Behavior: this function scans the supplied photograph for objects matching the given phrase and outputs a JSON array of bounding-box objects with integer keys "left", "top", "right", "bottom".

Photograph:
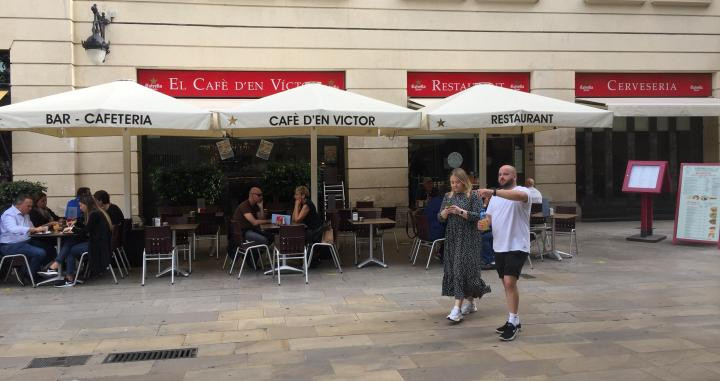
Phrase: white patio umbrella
[
  {"left": 399, "top": 84, "right": 614, "bottom": 185},
  {"left": 0, "top": 80, "right": 216, "bottom": 215},
  {"left": 217, "top": 83, "right": 421, "bottom": 205}
]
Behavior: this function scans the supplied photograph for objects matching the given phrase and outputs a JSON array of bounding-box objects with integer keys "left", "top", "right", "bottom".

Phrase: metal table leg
[{"left": 358, "top": 223, "right": 387, "bottom": 268}]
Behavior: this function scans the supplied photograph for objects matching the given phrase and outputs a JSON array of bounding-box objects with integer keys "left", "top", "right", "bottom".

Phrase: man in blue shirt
[
  {"left": 0, "top": 194, "right": 56, "bottom": 276},
  {"left": 65, "top": 187, "right": 91, "bottom": 220}
]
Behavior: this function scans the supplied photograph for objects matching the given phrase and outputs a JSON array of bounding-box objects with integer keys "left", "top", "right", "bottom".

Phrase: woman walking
[{"left": 439, "top": 168, "right": 490, "bottom": 322}]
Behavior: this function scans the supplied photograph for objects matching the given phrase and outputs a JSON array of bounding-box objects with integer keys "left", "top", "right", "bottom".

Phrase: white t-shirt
[
  {"left": 486, "top": 186, "right": 531, "bottom": 253},
  {"left": 527, "top": 186, "right": 543, "bottom": 204}
]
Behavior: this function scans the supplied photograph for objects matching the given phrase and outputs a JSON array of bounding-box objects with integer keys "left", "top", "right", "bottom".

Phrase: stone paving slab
[{"left": 0, "top": 221, "right": 719, "bottom": 380}]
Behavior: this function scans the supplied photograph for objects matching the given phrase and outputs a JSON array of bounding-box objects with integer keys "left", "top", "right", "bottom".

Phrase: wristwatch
[{"left": 493, "top": 189, "right": 497, "bottom": 196}]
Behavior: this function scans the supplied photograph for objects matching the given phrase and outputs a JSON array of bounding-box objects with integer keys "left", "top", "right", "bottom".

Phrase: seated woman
[
  {"left": 43, "top": 195, "right": 112, "bottom": 287},
  {"left": 29, "top": 192, "right": 60, "bottom": 228},
  {"left": 291, "top": 186, "right": 323, "bottom": 243}
]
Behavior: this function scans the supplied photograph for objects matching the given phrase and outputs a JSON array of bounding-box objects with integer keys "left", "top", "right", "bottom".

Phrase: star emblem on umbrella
[
  {"left": 228, "top": 116, "right": 238, "bottom": 126},
  {"left": 437, "top": 119, "right": 446, "bottom": 128},
  {"left": 149, "top": 78, "right": 158, "bottom": 85}
]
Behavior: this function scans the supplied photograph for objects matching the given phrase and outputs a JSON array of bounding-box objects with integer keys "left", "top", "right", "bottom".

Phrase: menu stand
[{"left": 622, "top": 160, "right": 669, "bottom": 243}]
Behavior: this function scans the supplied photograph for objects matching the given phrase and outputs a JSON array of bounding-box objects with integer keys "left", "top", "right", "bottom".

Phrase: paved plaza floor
[{"left": 0, "top": 220, "right": 719, "bottom": 380}]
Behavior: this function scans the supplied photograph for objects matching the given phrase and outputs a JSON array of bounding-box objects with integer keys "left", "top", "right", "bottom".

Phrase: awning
[
  {"left": 577, "top": 97, "right": 720, "bottom": 117},
  {"left": 179, "top": 98, "right": 253, "bottom": 110},
  {"left": 0, "top": 90, "right": 7, "bottom": 102}
]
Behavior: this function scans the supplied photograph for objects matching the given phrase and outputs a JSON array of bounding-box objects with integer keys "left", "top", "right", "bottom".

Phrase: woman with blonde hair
[
  {"left": 292, "top": 185, "right": 322, "bottom": 243},
  {"left": 438, "top": 168, "right": 490, "bottom": 322}
]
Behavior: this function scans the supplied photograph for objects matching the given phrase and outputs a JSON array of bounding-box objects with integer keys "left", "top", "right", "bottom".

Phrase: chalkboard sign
[{"left": 673, "top": 163, "right": 720, "bottom": 244}]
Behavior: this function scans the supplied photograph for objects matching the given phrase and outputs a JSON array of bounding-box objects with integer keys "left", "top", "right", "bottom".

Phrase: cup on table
[
  {"left": 52, "top": 223, "right": 61, "bottom": 233},
  {"left": 352, "top": 212, "right": 359, "bottom": 222},
  {"left": 359, "top": 216, "right": 364, "bottom": 222}
]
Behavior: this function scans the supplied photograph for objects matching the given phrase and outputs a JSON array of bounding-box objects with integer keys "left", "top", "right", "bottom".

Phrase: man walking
[{"left": 477, "top": 165, "right": 531, "bottom": 341}]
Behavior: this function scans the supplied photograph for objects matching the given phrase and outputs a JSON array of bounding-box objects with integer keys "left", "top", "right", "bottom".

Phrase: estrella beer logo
[
  {"left": 410, "top": 80, "right": 426, "bottom": 91},
  {"left": 578, "top": 84, "right": 594, "bottom": 92},
  {"left": 510, "top": 82, "right": 526, "bottom": 91},
  {"left": 689, "top": 82, "right": 704, "bottom": 93},
  {"left": 144, "top": 77, "right": 162, "bottom": 90}
]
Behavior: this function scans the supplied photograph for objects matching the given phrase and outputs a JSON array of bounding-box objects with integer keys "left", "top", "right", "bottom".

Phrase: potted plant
[
  {"left": 150, "top": 164, "right": 225, "bottom": 212},
  {"left": 0, "top": 180, "right": 46, "bottom": 211},
  {"left": 262, "top": 161, "right": 310, "bottom": 210}
]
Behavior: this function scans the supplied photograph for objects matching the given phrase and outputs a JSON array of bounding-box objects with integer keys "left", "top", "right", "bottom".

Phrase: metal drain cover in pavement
[
  {"left": 26, "top": 355, "right": 91, "bottom": 369},
  {"left": 103, "top": 348, "right": 197, "bottom": 364}
]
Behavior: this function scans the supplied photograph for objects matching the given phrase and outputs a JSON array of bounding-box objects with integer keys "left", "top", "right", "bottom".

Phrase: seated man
[
  {"left": 65, "top": 187, "right": 91, "bottom": 221},
  {"left": 94, "top": 190, "right": 125, "bottom": 226},
  {"left": 415, "top": 177, "right": 437, "bottom": 208},
  {"left": 0, "top": 194, "right": 56, "bottom": 279},
  {"left": 232, "top": 186, "right": 271, "bottom": 245},
  {"left": 525, "top": 178, "right": 543, "bottom": 204}
]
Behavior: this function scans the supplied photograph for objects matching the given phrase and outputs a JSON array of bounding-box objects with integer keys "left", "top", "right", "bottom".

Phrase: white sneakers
[
  {"left": 446, "top": 306, "right": 463, "bottom": 322},
  {"left": 461, "top": 300, "right": 477, "bottom": 315}
]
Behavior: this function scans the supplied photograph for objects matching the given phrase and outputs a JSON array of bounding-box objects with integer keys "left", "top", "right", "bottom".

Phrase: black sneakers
[{"left": 498, "top": 322, "right": 520, "bottom": 341}]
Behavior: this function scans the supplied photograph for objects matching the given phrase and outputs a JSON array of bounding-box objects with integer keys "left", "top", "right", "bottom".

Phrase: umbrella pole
[
  {"left": 310, "top": 127, "right": 318, "bottom": 207},
  {"left": 478, "top": 129, "right": 487, "bottom": 188},
  {"left": 122, "top": 129, "right": 132, "bottom": 218}
]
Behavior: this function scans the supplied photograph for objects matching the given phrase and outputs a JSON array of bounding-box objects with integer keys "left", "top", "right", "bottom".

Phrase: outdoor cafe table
[
  {"left": 260, "top": 223, "right": 305, "bottom": 275},
  {"left": 350, "top": 217, "right": 394, "bottom": 268},
  {"left": 531, "top": 212, "right": 577, "bottom": 261},
  {"left": 30, "top": 231, "right": 78, "bottom": 286}
]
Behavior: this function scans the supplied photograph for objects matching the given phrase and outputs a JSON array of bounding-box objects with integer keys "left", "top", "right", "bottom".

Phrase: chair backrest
[
  {"left": 414, "top": 213, "right": 431, "bottom": 241},
  {"left": 356, "top": 201, "right": 374, "bottom": 208},
  {"left": 380, "top": 207, "right": 396, "bottom": 228},
  {"left": 358, "top": 209, "right": 380, "bottom": 219},
  {"left": 337, "top": 209, "right": 355, "bottom": 231},
  {"left": 556, "top": 205, "right": 576, "bottom": 214},
  {"left": 111, "top": 224, "right": 121, "bottom": 251},
  {"left": 530, "top": 203, "right": 546, "bottom": 226},
  {"left": 276, "top": 225, "right": 306, "bottom": 254},
  {"left": 230, "top": 220, "right": 245, "bottom": 244},
  {"left": 555, "top": 216, "right": 576, "bottom": 232},
  {"left": 531, "top": 203, "right": 543, "bottom": 214},
  {"left": 165, "top": 215, "right": 188, "bottom": 225},
  {"left": 144, "top": 226, "right": 173, "bottom": 254},
  {"left": 160, "top": 214, "right": 183, "bottom": 223},
  {"left": 196, "top": 212, "right": 219, "bottom": 235}
]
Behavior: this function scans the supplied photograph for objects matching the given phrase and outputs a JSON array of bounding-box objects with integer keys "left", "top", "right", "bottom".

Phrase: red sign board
[
  {"left": 621, "top": 160, "right": 669, "bottom": 194},
  {"left": 407, "top": 72, "right": 530, "bottom": 98},
  {"left": 576, "top": 73, "right": 712, "bottom": 98},
  {"left": 136, "top": 69, "right": 345, "bottom": 98}
]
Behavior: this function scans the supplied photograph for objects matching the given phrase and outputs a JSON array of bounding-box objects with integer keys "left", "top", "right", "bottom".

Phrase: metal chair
[
  {"left": 308, "top": 222, "right": 343, "bottom": 278},
  {"left": 110, "top": 224, "right": 128, "bottom": 278},
  {"left": 0, "top": 254, "right": 35, "bottom": 287},
  {"left": 378, "top": 206, "right": 399, "bottom": 253},
  {"left": 335, "top": 209, "right": 357, "bottom": 263},
  {"left": 323, "top": 181, "right": 346, "bottom": 221},
  {"left": 530, "top": 203, "right": 549, "bottom": 261},
  {"left": 273, "top": 225, "right": 307, "bottom": 285},
  {"left": 554, "top": 205, "right": 579, "bottom": 256},
  {"left": 410, "top": 213, "right": 445, "bottom": 270},
  {"left": 142, "top": 226, "right": 177, "bottom": 285},
  {"left": 194, "top": 212, "right": 220, "bottom": 259},
  {"left": 224, "top": 221, "right": 272, "bottom": 278},
  {"left": 117, "top": 218, "right": 132, "bottom": 271}
]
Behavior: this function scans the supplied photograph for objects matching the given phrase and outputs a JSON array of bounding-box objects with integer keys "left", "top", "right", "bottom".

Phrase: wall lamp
[{"left": 81, "top": 4, "right": 113, "bottom": 65}]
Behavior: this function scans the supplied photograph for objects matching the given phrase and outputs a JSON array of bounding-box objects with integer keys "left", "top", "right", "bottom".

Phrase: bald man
[
  {"left": 525, "top": 178, "right": 543, "bottom": 204},
  {"left": 477, "top": 165, "right": 531, "bottom": 341},
  {"left": 232, "top": 186, "right": 271, "bottom": 244}
]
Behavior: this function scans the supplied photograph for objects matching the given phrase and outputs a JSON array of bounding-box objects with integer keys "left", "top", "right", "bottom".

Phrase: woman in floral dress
[{"left": 439, "top": 168, "right": 490, "bottom": 322}]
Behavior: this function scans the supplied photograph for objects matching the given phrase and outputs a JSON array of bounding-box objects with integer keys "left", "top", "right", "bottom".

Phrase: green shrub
[
  {"left": 150, "top": 165, "right": 224, "bottom": 206},
  {"left": 263, "top": 161, "right": 311, "bottom": 202},
  {"left": 0, "top": 180, "right": 47, "bottom": 210}
]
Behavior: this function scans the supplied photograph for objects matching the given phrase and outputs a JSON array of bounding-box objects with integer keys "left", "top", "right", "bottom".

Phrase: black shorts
[{"left": 495, "top": 251, "right": 529, "bottom": 279}]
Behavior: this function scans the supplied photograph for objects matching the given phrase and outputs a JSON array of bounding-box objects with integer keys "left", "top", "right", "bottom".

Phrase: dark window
[
  {"left": 577, "top": 117, "right": 704, "bottom": 220},
  {"left": 0, "top": 50, "right": 11, "bottom": 181}
]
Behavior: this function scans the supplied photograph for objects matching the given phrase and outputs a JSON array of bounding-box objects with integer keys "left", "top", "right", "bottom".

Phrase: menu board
[
  {"left": 673, "top": 163, "right": 720, "bottom": 244},
  {"left": 622, "top": 161, "right": 668, "bottom": 194}
]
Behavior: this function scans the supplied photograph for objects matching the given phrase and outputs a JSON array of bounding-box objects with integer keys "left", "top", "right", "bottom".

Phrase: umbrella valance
[
  {"left": 217, "top": 83, "right": 420, "bottom": 136},
  {"left": 0, "top": 80, "right": 215, "bottom": 137}
]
